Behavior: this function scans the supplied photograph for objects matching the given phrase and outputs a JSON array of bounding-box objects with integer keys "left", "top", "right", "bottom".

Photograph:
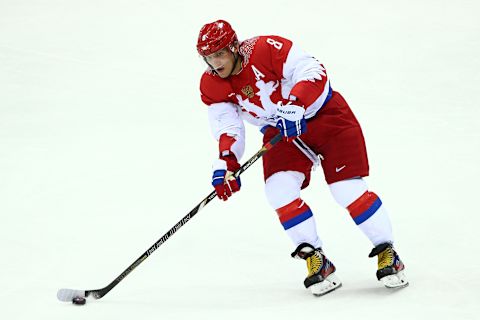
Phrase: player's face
[{"left": 204, "top": 48, "right": 235, "bottom": 78}]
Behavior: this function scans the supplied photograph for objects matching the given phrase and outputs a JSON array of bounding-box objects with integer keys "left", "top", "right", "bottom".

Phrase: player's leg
[
  {"left": 329, "top": 178, "right": 408, "bottom": 288},
  {"left": 262, "top": 124, "right": 342, "bottom": 295},
  {"left": 329, "top": 178, "right": 393, "bottom": 245},
  {"left": 264, "top": 171, "right": 321, "bottom": 248},
  {"left": 319, "top": 124, "right": 408, "bottom": 289},
  {"left": 264, "top": 171, "right": 341, "bottom": 296}
]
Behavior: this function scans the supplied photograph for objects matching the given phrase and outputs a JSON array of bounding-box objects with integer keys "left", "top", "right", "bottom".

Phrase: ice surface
[{"left": 1, "top": 0, "right": 479, "bottom": 319}]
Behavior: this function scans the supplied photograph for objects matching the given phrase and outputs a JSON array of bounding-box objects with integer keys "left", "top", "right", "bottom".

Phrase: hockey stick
[{"left": 57, "top": 132, "right": 283, "bottom": 302}]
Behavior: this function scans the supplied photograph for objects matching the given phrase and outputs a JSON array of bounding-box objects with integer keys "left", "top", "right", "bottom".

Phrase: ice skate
[
  {"left": 369, "top": 242, "right": 409, "bottom": 289},
  {"left": 291, "top": 243, "right": 342, "bottom": 296}
]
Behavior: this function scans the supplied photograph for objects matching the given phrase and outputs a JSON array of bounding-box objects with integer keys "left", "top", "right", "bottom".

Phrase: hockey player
[{"left": 197, "top": 20, "right": 408, "bottom": 296}]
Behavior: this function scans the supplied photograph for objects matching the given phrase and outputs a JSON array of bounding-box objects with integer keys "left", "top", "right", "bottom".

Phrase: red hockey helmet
[{"left": 197, "top": 20, "right": 238, "bottom": 56}]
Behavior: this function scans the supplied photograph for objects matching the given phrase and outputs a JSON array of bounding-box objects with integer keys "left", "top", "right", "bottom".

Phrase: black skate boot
[
  {"left": 368, "top": 242, "right": 409, "bottom": 289},
  {"left": 291, "top": 243, "right": 342, "bottom": 296}
]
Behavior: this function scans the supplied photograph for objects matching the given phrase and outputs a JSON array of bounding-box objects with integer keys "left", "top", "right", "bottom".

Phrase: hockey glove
[
  {"left": 275, "top": 101, "right": 307, "bottom": 142},
  {"left": 212, "top": 155, "right": 241, "bottom": 201}
]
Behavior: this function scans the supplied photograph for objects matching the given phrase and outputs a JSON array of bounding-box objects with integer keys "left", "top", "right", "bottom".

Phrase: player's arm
[
  {"left": 282, "top": 43, "right": 331, "bottom": 117},
  {"left": 265, "top": 35, "right": 330, "bottom": 112},
  {"left": 200, "top": 75, "right": 245, "bottom": 200},
  {"left": 208, "top": 102, "right": 246, "bottom": 162},
  {"left": 264, "top": 36, "right": 331, "bottom": 140},
  {"left": 207, "top": 102, "right": 246, "bottom": 201}
]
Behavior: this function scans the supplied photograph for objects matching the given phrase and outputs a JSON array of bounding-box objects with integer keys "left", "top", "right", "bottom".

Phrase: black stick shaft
[{"left": 86, "top": 133, "right": 283, "bottom": 299}]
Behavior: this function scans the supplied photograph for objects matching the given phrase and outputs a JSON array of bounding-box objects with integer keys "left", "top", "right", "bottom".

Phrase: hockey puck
[{"left": 72, "top": 296, "right": 86, "bottom": 305}]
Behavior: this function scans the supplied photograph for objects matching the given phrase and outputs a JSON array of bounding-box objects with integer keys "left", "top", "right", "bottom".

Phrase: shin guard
[{"left": 276, "top": 198, "right": 322, "bottom": 248}]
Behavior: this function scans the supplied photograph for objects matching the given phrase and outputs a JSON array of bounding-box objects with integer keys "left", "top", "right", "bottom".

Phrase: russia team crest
[{"left": 241, "top": 85, "right": 255, "bottom": 98}]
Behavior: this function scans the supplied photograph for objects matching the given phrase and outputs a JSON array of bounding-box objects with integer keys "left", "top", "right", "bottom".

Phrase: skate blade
[
  {"left": 310, "top": 273, "right": 342, "bottom": 296},
  {"left": 381, "top": 270, "right": 409, "bottom": 289}
]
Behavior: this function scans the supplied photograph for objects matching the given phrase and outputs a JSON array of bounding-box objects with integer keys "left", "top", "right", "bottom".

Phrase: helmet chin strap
[
  {"left": 204, "top": 58, "right": 218, "bottom": 74},
  {"left": 226, "top": 49, "right": 240, "bottom": 77}
]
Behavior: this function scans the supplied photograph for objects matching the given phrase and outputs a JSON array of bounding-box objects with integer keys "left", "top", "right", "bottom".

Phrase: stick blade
[{"left": 57, "top": 288, "right": 86, "bottom": 302}]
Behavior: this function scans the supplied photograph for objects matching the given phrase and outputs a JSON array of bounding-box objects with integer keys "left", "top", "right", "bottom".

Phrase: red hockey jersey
[{"left": 199, "top": 35, "right": 332, "bottom": 160}]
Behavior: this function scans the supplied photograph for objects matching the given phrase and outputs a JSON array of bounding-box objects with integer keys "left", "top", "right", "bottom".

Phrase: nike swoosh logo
[{"left": 335, "top": 165, "right": 346, "bottom": 172}]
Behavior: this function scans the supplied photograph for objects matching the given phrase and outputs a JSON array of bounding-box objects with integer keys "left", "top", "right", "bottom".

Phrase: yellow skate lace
[
  {"left": 306, "top": 252, "right": 323, "bottom": 276},
  {"left": 378, "top": 247, "right": 394, "bottom": 270}
]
